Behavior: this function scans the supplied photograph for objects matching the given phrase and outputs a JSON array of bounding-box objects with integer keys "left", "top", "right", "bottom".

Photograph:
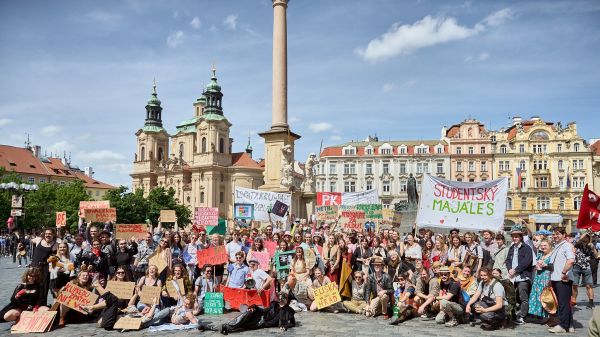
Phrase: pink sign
[
  {"left": 264, "top": 241, "right": 278, "bottom": 258},
  {"left": 195, "top": 207, "right": 219, "bottom": 226},
  {"left": 252, "top": 251, "right": 271, "bottom": 271}
]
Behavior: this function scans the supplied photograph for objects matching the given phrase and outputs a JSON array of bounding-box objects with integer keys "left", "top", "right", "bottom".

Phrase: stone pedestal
[
  {"left": 301, "top": 192, "right": 317, "bottom": 222},
  {"left": 398, "top": 210, "right": 417, "bottom": 235},
  {"left": 258, "top": 129, "right": 300, "bottom": 192}
]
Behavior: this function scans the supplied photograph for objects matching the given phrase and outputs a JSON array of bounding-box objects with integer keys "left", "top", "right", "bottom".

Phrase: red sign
[
  {"left": 252, "top": 251, "right": 271, "bottom": 271},
  {"left": 197, "top": 245, "right": 228, "bottom": 267},
  {"left": 195, "top": 207, "right": 219, "bottom": 226},
  {"left": 317, "top": 192, "right": 342, "bottom": 206},
  {"left": 264, "top": 241, "right": 278, "bottom": 258},
  {"left": 222, "top": 287, "right": 270, "bottom": 311},
  {"left": 577, "top": 184, "right": 600, "bottom": 231},
  {"left": 84, "top": 208, "right": 117, "bottom": 223},
  {"left": 56, "top": 211, "right": 67, "bottom": 228}
]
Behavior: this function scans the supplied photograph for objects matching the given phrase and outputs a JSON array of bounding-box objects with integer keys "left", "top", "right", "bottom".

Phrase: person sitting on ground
[
  {"left": 194, "top": 264, "right": 217, "bottom": 315},
  {"left": 458, "top": 265, "right": 478, "bottom": 304},
  {"left": 0, "top": 268, "right": 49, "bottom": 323},
  {"left": 309, "top": 267, "right": 331, "bottom": 312},
  {"left": 58, "top": 268, "right": 97, "bottom": 327},
  {"left": 415, "top": 268, "right": 440, "bottom": 319},
  {"left": 342, "top": 271, "right": 367, "bottom": 314},
  {"left": 434, "top": 266, "right": 464, "bottom": 327},
  {"left": 364, "top": 256, "right": 393, "bottom": 318},
  {"left": 170, "top": 294, "right": 198, "bottom": 325},
  {"left": 390, "top": 272, "right": 418, "bottom": 325},
  {"left": 465, "top": 267, "right": 507, "bottom": 331},
  {"left": 161, "top": 263, "right": 192, "bottom": 307}
]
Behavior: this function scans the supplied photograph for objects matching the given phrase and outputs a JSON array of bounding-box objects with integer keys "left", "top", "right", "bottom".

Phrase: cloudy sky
[{"left": 1, "top": 0, "right": 599, "bottom": 187}]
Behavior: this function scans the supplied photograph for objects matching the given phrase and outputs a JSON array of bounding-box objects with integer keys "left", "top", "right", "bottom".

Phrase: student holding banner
[{"left": 161, "top": 264, "right": 192, "bottom": 307}]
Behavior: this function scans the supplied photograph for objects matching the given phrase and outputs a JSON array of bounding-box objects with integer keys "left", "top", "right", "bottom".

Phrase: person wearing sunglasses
[{"left": 0, "top": 268, "right": 47, "bottom": 323}]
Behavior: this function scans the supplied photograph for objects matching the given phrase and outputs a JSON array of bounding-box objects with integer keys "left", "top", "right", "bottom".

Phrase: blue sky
[{"left": 1, "top": 0, "right": 599, "bottom": 187}]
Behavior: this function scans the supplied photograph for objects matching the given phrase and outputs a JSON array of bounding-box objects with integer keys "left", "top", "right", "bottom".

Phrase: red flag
[{"left": 577, "top": 184, "right": 600, "bottom": 231}]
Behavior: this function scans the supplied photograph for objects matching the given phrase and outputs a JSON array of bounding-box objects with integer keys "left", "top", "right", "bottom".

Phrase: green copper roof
[
  {"left": 202, "top": 113, "right": 227, "bottom": 121},
  {"left": 206, "top": 68, "right": 221, "bottom": 92},
  {"left": 176, "top": 124, "right": 197, "bottom": 133},
  {"left": 177, "top": 117, "right": 199, "bottom": 126},
  {"left": 142, "top": 125, "right": 167, "bottom": 133},
  {"left": 147, "top": 81, "right": 162, "bottom": 106}
]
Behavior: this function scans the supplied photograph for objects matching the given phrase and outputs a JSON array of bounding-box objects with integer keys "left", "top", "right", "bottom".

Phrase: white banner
[
  {"left": 342, "top": 189, "right": 379, "bottom": 205},
  {"left": 416, "top": 174, "right": 508, "bottom": 231},
  {"left": 234, "top": 187, "right": 291, "bottom": 222}
]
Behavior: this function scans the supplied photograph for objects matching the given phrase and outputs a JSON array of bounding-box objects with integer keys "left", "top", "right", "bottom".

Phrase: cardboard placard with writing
[
  {"left": 355, "top": 204, "right": 383, "bottom": 221},
  {"left": 55, "top": 211, "right": 67, "bottom": 228},
  {"left": 165, "top": 278, "right": 186, "bottom": 298},
  {"left": 106, "top": 281, "right": 135, "bottom": 300},
  {"left": 196, "top": 245, "right": 228, "bottom": 267},
  {"left": 204, "top": 292, "right": 224, "bottom": 314},
  {"left": 194, "top": 207, "right": 219, "bottom": 226},
  {"left": 84, "top": 208, "right": 117, "bottom": 223},
  {"left": 56, "top": 282, "right": 99, "bottom": 314},
  {"left": 115, "top": 224, "right": 148, "bottom": 240},
  {"left": 392, "top": 211, "right": 403, "bottom": 227},
  {"left": 148, "top": 250, "right": 167, "bottom": 274},
  {"left": 79, "top": 200, "right": 110, "bottom": 218},
  {"left": 316, "top": 205, "right": 339, "bottom": 221},
  {"left": 160, "top": 210, "right": 177, "bottom": 223},
  {"left": 314, "top": 282, "right": 341, "bottom": 310},
  {"left": 10, "top": 311, "right": 57, "bottom": 333},
  {"left": 250, "top": 251, "right": 271, "bottom": 271},
  {"left": 113, "top": 316, "right": 142, "bottom": 330},
  {"left": 139, "top": 285, "right": 161, "bottom": 306},
  {"left": 264, "top": 241, "right": 278, "bottom": 258},
  {"left": 339, "top": 210, "right": 366, "bottom": 230}
]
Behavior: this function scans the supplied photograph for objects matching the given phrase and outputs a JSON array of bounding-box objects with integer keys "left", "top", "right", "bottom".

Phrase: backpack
[
  {"left": 482, "top": 248, "right": 493, "bottom": 268},
  {"left": 497, "top": 278, "right": 517, "bottom": 319}
]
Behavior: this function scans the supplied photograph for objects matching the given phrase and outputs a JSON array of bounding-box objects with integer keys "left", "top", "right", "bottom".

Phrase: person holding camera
[{"left": 465, "top": 267, "right": 506, "bottom": 331}]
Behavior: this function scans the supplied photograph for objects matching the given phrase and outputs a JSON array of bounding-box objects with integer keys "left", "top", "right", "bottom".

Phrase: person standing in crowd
[
  {"left": 465, "top": 267, "right": 506, "bottom": 331},
  {"left": 113, "top": 238, "right": 137, "bottom": 282},
  {"left": 528, "top": 238, "right": 553, "bottom": 322},
  {"left": 170, "top": 232, "right": 185, "bottom": 265},
  {"left": 461, "top": 232, "right": 483, "bottom": 276},
  {"left": 434, "top": 266, "right": 464, "bottom": 327},
  {"left": 68, "top": 234, "right": 87, "bottom": 263},
  {"left": 572, "top": 232, "right": 597, "bottom": 309},
  {"left": 505, "top": 225, "right": 533, "bottom": 325},
  {"left": 364, "top": 257, "right": 393, "bottom": 318},
  {"left": 48, "top": 242, "right": 75, "bottom": 297},
  {"left": 133, "top": 232, "right": 156, "bottom": 280},
  {"left": 493, "top": 234, "right": 509, "bottom": 279},
  {"left": 353, "top": 238, "right": 372, "bottom": 276},
  {"left": 30, "top": 228, "right": 58, "bottom": 306},
  {"left": 447, "top": 235, "right": 464, "bottom": 272},
  {"left": 226, "top": 231, "right": 243, "bottom": 272},
  {"left": 548, "top": 227, "right": 575, "bottom": 334},
  {"left": 322, "top": 234, "right": 340, "bottom": 284},
  {"left": 404, "top": 234, "right": 422, "bottom": 261}
]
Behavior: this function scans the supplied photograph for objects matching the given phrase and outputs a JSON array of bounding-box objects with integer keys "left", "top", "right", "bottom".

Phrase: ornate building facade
[
  {"left": 443, "top": 119, "right": 493, "bottom": 182},
  {"left": 491, "top": 117, "right": 594, "bottom": 231},
  {"left": 131, "top": 70, "right": 264, "bottom": 219}
]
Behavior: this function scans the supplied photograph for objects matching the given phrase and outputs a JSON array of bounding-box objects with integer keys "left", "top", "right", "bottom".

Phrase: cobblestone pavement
[{"left": 0, "top": 257, "right": 592, "bottom": 336}]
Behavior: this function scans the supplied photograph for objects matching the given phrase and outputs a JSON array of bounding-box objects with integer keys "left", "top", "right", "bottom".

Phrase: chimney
[
  {"left": 512, "top": 116, "right": 522, "bottom": 125},
  {"left": 84, "top": 167, "right": 94, "bottom": 178},
  {"left": 32, "top": 145, "right": 42, "bottom": 158}
]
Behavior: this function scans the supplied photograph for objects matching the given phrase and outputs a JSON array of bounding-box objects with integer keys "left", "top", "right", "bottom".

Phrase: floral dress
[{"left": 528, "top": 253, "right": 551, "bottom": 318}]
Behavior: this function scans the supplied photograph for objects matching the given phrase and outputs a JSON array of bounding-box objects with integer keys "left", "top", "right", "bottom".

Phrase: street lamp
[{"left": 1, "top": 182, "right": 38, "bottom": 234}]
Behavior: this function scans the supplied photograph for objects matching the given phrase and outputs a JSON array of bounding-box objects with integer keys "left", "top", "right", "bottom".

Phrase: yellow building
[{"left": 491, "top": 117, "right": 593, "bottom": 232}]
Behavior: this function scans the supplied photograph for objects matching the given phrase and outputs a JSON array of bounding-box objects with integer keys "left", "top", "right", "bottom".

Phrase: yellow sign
[{"left": 314, "top": 282, "right": 341, "bottom": 310}]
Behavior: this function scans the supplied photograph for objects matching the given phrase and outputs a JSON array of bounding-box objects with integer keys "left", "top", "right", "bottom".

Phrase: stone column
[{"left": 271, "top": 0, "right": 288, "bottom": 131}]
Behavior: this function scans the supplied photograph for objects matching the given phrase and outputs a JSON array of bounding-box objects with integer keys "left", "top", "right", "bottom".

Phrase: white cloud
[
  {"left": 166, "top": 30, "right": 184, "bottom": 48},
  {"left": 465, "top": 52, "right": 490, "bottom": 62},
  {"left": 190, "top": 17, "right": 201, "bottom": 29},
  {"left": 47, "top": 140, "right": 75, "bottom": 153},
  {"left": 356, "top": 8, "right": 512, "bottom": 62},
  {"left": 209, "top": 25, "right": 218, "bottom": 32},
  {"left": 223, "top": 14, "right": 238, "bottom": 30},
  {"left": 478, "top": 52, "right": 490, "bottom": 61},
  {"left": 382, "top": 83, "right": 395, "bottom": 93},
  {"left": 41, "top": 125, "right": 63, "bottom": 136},
  {"left": 78, "top": 149, "right": 126, "bottom": 161},
  {"left": 289, "top": 116, "right": 300, "bottom": 123},
  {"left": 330, "top": 135, "right": 342, "bottom": 141},
  {"left": 100, "top": 163, "right": 131, "bottom": 175},
  {"left": 85, "top": 10, "right": 121, "bottom": 26},
  {"left": 308, "top": 122, "right": 333, "bottom": 133},
  {"left": 0, "top": 118, "right": 12, "bottom": 127}
]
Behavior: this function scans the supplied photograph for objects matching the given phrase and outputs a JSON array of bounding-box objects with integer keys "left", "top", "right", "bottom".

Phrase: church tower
[{"left": 132, "top": 80, "right": 170, "bottom": 195}]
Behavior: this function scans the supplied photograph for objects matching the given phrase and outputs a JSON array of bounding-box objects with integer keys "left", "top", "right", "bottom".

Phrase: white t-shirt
[
  {"left": 549, "top": 240, "right": 575, "bottom": 281},
  {"left": 250, "top": 268, "right": 270, "bottom": 289},
  {"left": 226, "top": 241, "right": 242, "bottom": 261},
  {"left": 478, "top": 280, "right": 506, "bottom": 306}
]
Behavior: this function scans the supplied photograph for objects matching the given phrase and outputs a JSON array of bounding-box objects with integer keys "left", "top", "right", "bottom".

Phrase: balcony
[{"left": 532, "top": 169, "right": 550, "bottom": 175}]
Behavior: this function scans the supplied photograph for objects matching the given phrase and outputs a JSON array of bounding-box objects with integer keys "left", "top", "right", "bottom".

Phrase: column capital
[{"left": 273, "top": 0, "right": 288, "bottom": 8}]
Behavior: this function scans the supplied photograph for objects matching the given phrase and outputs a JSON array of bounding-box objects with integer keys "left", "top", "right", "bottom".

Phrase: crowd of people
[{"left": 0, "top": 216, "right": 595, "bottom": 334}]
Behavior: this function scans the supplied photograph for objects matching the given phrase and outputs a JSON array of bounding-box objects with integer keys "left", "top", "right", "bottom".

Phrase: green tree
[
  {"left": 0, "top": 168, "right": 23, "bottom": 230},
  {"left": 22, "top": 182, "right": 57, "bottom": 229},
  {"left": 146, "top": 187, "right": 191, "bottom": 228},
  {"left": 54, "top": 180, "right": 90, "bottom": 232},
  {"left": 104, "top": 186, "right": 148, "bottom": 224}
]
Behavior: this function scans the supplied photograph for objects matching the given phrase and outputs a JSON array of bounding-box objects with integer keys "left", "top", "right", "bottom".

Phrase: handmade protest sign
[
  {"left": 56, "top": 211, "right": 67, "bottom": 228},
  {"left": 204, "top": 292, "right": 224, "bottom": 314},
  {"left": 139, "top": 285, "right": 161, "bottom": 305},
  {"left": 339, "top": 210, "right": 366, "bottom": 230},
  {"left": 56, "top": 282, "right": 99, "bottom": 314},
  {"left": 355, "top": 204, "right": 383, "bottom": 221},
  {"left": 10, "top": 311, "right": 57, "bottom": 333},
  {"left": 271, "top": 200, "right": 289, "bottom": 217},
  {"left": 165, "top": 279, "right": 186, "bottom": 298},
  {"left": 250, "top": 251, "right": 271, "bottom": 271},
  {"left": 113, "top": 316, "right": 142, "bottom": 330},
  {"left": 316, "top": 205, "right": 339, "bottom": 221},
  {"left": 233, "top": 203, "right": 254, "bottom": 220},
  {"left": 78, "top": 200, "right": 110, "bottom": 218},
  {"left": 264, "top": 241, "right": 278, "bottom": 258},
  {"left": 194, "top": 207, "right": 219, "bottom": 226},
  {"left": 318, "top": 190, "right": 379, "bottom": 206},
  {"left": 416, "top": 174, "right": 508, "bottom": 231},
  {"left": 222, "top": 287, "right": 270, "bottom": 311},
  {"left": 148, "top": 250, "right": 167, "bottom": 273},
  {"left": 314, "top": 282, "right": 341, "bottom": 310},
  {"left": 84, "top": 208, "right": 117, "bottom": 223},
  {"left": 275, "top": 250, "right": 294, "bottom": 279},
  {"left": 160, "top": 210, "right": 177, "bottom": 223},
  {"left": 197, "top": 246, "right": 228, "bottom": 267},
  {"left": 115, "top": 224, "right": 148, "bottom": 240},
  {"left": 234, "top": 186, "right": 291, "bottom": 221},
  {"left": 106, "top": 281, "right": 135, "bottom": 300}
]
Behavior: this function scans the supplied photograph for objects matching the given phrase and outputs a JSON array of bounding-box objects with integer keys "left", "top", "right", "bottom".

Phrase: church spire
[
  {"left": 204, "top": 66, "right": 224, "bottom": 115},
  {"left": 245, "top": 134, "right": 253, "bottom": 158},
  {"left": 144, "top": 78, "right": 163, "bottom": 127}
]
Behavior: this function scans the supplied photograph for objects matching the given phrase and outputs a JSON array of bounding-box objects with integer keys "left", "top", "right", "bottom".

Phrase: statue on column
[
  {"left": 302, "top": 153, "right": 317, "bottom": 193},
  {"left": 407, "top": 173, "right": 419, "bottom": 209},
  {"left": 280, "top": 144, "right": 294, "bottom": 190}
]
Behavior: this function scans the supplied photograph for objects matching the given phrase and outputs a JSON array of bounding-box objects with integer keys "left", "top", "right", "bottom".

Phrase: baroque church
[{"left": 131, "top": 68, "right": 265, "bottom": 219}]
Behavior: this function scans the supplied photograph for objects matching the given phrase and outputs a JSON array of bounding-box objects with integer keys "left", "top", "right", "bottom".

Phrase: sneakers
[
  {"left": 481, "top": 323, "right": 499, "bottom": 331},
  {"left": 445, "top": 319, "right": 459, "bottom": 327},
  {"left": 548, "top": 325, "right": 567, "bottom": 333},
  {"left": 513, "top": 317, "right": 526, "bottom": 325},
  {"left": 587, "top": 301, "right": 595, "bottom": 309}
]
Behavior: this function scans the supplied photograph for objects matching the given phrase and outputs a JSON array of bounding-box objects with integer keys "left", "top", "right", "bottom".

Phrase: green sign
[
  {"left": 204, "top": 292, "right": 224, "bottom": 314},
  {"left": 355, "top": 204, "right": 383, "bottom": 220},
  {"left": 274, "top": 250, "right": 295, "bottom": 279}
]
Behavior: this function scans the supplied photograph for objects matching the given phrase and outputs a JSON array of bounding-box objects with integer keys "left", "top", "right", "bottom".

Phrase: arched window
[
  {"left": 574, "top": 143, "right": 580, "bottom": 152},
  {"left": 574, "top": 196, "right": 581, "bottom": 210},
  {"left": 219, "top": 138, "right": 225, "bottom": 153},
  {"left": 201, "top": 137, "right": 207, "bottom": 153},
  {"left": 140, "top": 147, "right": 145, "bottom": 161},
  {"left": 158, "top": 147, "right": 164, "bottom": 161},
  {"left": 507, "top": 197, "right": 513, "bottom": 210},
  {"left": 500, "top": 145, "right": 507, "bottom": 154},
  {"left": 179, "top": 143, "right": 184, "bottom": 159}
]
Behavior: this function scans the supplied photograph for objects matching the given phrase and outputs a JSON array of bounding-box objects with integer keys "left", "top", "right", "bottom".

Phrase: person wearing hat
[
  {"left": 527, "top": 238, "right": 554, "bottom": 322},
  {"left": 434, "top": 266, "right": 464, "bottom": 327},
  {"left": 364, "top": 256, "right": 393, "bottom": 318},
  {"left": 504, "top": 225, "right": 533, "bottom": 325},
  {"left": 465, "top": 267, "right": 506, "bottom": 330},
  {"left": 248, "top": 257, "right": 273, "bottom": 294}
]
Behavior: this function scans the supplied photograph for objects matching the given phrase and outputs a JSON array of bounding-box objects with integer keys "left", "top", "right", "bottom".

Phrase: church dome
[{"left": 206, "top": 67, "right": 221, "bottom": 92}]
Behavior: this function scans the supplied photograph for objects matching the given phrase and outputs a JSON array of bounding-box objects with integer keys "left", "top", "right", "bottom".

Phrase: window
[
  {"left": 343, "top": 148, "right": 356, "bottom": 155},
  {"left": 383, "top": 181, "right": 390, "bottom": 193},
  {"left": 158, "top": 147, "right": 164, "bottom": 161},
  {"left": 399, "top": 146, "right": 407, "bottom": 155},
  {"left": 500, "top": 145, "right": 507, "bottom": 153},
  {"left": 220, "top": 191, "right": 224, "bottom": 203},
  {"left": 480, "top": 146, "right": 486, "bottom": 154},
  {"left": 521, "top": 177, "right": 527, "bottom": 189},
  {"left": 521, "top": 197, "right": 527, "bottom": 210},
  {"left": 507, "top": 197, "right": 513, "bottom": 210},
  {"left": 399, "top": 163, "right": 407, "bottom": 174},
  {"left": 28, "top": 177, "right": 35, "bottom": 183},
  {"left": 574, "top": 197, "right": 581, "bottom": 210},
  {"left": 140, "top": 146, "right": 145, "bottom": 161},
  {"left": 535, "top": 176, "right": 549, "bottom": 188},
  {"left": 200, "top": 192, "right": 205, "bottom": 203},
  {"left": 383, "top": 162, "right": 389, "bottom": 174},
  {"left": 60, "top": 181, "right": 66, "bottom": 186},
  {"left": 344, "top": 181, "right": 356, "bottom": 192},
  {"left": 499, "top": 161, "right": 510, "bottom": 171},
  {"left": 365, "top": 163, "right": 372, "bottom": 175},
  {"left": 532, "top": 144, "right": 547, "bottom": 154},
  {"left": 381, "top": 148, "right": 391, "bottom": 155},
  {"left": 573, "top": 160, "right": 584, "bottom": 170},
  {"left": 534, "top": 160, "right": 548, "bottom": 170},
  {"left": 519, "top": 160, "right": 526, "bottom": 170},
  {"left": 329, "top": 163, "right": 336, "bottom": 174},
  {"left": 519, "top": 144, "right": 525, "bottom": 153},
  {"left": 343, "top": 163, "right": 355, "bottom": 174},
  {"left": 39, "top": 177, "right": 46, "bottom": 183},
  {"left": 383, "top": 203, "right": 390, "bottom": 209},
  {"left": 573, "top": 177, "right": 586, "bottom": 189},
  {"left": 437, "top": 162, "right": 444, "bottom": 174},
  {"left": 559, "top": 197, "right": 565, "bottom": 210},
  {"left": 491, "top": 135, "right": 496, "bottom": 142},
  {"left": 481, "top": 162, "right": 487, "bottom": 172},
  {"left": 417, "top": 163, "right": 424, "bottom": 174},
  {"left": 366, "top": 181, "right": 372, "bottom": 191},
  {"left": 557, "top": 144, "right": 562, "bottom": 153},
  {"left": 537, "top": 197, "right": 550, "bottom": 210},
  {"left": 468, "top": 161, "right": 475, "bottom": 172},
  {"left": 558, "top": 160, "right": 563, "bottom": 170},
  {"left": 559, "top": 177, "right": 564, "bottom": 188},
  {"left": 400, "top": 180, "right": 407, "bottom": 192},
  {"left": 574, "top": 143, "right": 580, "bottom": 152},
  {"left": 219, "top": 138, "right": 225, "bottom": 153},
  {"left": 365, "top": 148, "right": 373, "bottom": 155},
  {"left": 201, "top": 137, "right": 207, "bottom": 152},
  {"left": 456, "top": 161, "right": 463, "bottom": 171},
  {"left": 329, "top": 182, "right": 336, "bottom": 192},
  {"left": 436, "top": 146, "right": 443, "bottom": 154},
  {"left": 468, "top": 147, "right": 474, "bottom": 155},
  {"left": 417, "top": 147, "right": 428, "bottom": 154},
  {"left": 179, "top": 143, "right": 184, "bottom": 158},
  {"left": 95, "top": 190, "right": 100, "bottom": 196},
  {"left": 456, "top": 147, "right": 462, "bottom": 155}
]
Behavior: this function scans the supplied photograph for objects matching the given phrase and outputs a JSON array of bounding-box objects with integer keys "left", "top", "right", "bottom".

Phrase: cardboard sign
[
  {"left": 139, "top": 285, "right": 161, "bottom": 305},
  {"left": 79, "top": 200, "right": 110, "bottom": 217},
  {"left": 233, "top": 203, "right": 254, "bottom": 220},
  {"left": 316, "top": 205, "right": 339, "bottom": 221},
  {"left": 264, "top": 241, "right": 278, "bottom": 258},
  {"left": 11, "top": 195, "right": 23, "bottom": 208},
  {"left": 113, "top": 316, "right": 142, "bottom": 330},
  {"left": 339, "top": 210, "right": 366, "bottom": 230},
  {"left": 355, "top": 204, "right": 383, "bottom": 220},
  {"left": 250, "top": 251, "right": 271, "bottom": 271},
  {"left": 115, "top": 224, "right": 148, "bottom": 240},
  {"left": 106, "top": 281, "right": 135, "bottom": 300},
  {"left": 148, "top": 250, "right": 168, "bottom": 274},
  {"left": 271, "top": 200, "right": 289, "bottom": 217},
  {"left": 165, "top": 278, "right": 186, "bottom": 298},
  {"left": 222, "top": 287, "right": 270, "bottom": 311},
  {"left": 195, "top": 207, "right": 219, "bottom": 226},
  {"left": 84, "top": 208, "right": 117, "bottom": 223},
  {"left": 314, "top": 282, "right": 341, "bottom": 310},
  {"left": 197, "top": 245, "right": 228, "bottom": 267},
  {"left": 160, "top": 210, "right": 177, "bottom": 223},
  {"left": 10, "top": 311, "right": 57, "bottom": 333},
  {"left": 56, "top": 211, "right": 67, "bottom": 228},
  {"left": 56, "top": 282, "right": 99, "bottom": 314},
  {"left": 204, "top": 292, "right": 224, "bottom": 314}
]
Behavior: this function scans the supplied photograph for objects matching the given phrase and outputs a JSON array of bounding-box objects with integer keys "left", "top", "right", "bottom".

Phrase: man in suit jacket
[
  {"left": 365, "top": 256, "right": 394, "bottom": 319},
  {"left": 505, "top": 225, "right": 533, "bottom": 325}
]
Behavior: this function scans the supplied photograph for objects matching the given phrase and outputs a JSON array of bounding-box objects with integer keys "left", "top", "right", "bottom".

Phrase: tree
[
  {"left": 146, "top": 187, "right": 191, "bottom": 227},
  {"left": 54, "top": 180, "right": 90, "bottom": 232}
]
